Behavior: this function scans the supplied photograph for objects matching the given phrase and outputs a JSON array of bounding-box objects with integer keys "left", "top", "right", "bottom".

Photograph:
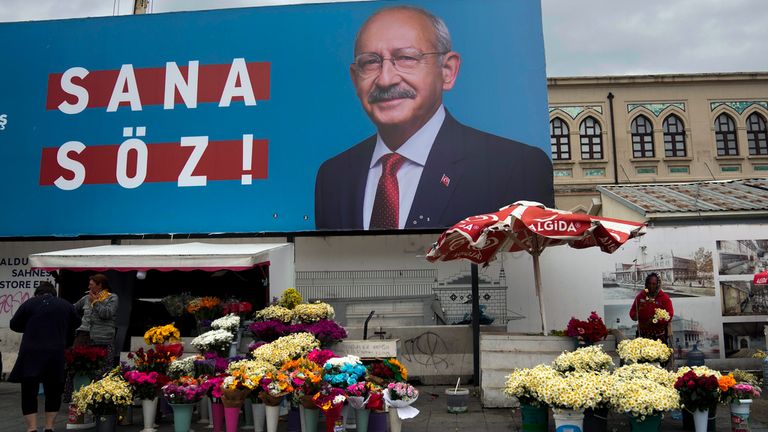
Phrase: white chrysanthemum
[
  {"left": 254, "top": 305, "right": 293, "bottom": 323},
  {"left": 608, "top": 377, "right": 680, "bottom": 419},
  {"left": 252, "top": 332, "right": 320, "bottom": 366},
  {"left": 191, "top": 329, "right": 234, "bottom": 353},
  {"left": 617, "top": 338, "right": 673, "bottom": 364},
  {"left": 553, "top": 345, "right": 614, "bottom": 373},
  {"left": 292, "top": 302, "right": 335, "bottom": 323},
  {"left": 212, "top": 313, "right": 241, "bottom": 333}
]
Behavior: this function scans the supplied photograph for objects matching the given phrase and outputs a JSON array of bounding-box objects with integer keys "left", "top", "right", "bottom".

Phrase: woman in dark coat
[{"left": 9, "top": 282, "right": 80, "bottom": 432}]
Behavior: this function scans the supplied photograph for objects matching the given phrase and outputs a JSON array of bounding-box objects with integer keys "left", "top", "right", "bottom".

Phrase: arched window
[
  {"left": 746, "top": 112, "right": 768, "bottom": 156},
  {"left": 631, "top": 115, "right": 654, "bottom": 158},
  {"left": 579, "top": 116, "right": 603, "bottom": 160},
  {"left": 663, "top": 114, "right": 687, "bottom": 157},
  {"left": 714, "top": 113, "right": 738, "bottom": 156},
  {"left": 550, "top": 117, "right": 570, "bottom": 160}
]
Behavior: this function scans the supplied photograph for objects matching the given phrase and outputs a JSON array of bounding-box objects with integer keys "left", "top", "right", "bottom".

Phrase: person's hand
[{"left": 89, "top": 290, "right": 100, "bottom": 303}]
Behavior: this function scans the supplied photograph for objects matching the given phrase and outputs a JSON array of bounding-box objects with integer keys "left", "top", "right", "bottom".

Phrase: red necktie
[{"left": 370, "top": 153, "right": 406, "bottom": 229}]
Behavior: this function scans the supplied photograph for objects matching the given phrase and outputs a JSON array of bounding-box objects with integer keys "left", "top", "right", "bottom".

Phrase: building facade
[{"left": 547, "top": 73, "right": 768, "bottom": 212}]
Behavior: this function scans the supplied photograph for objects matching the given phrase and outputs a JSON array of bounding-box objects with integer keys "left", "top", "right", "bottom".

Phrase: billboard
[{"left": 0, "top": 0, "right": 552, "bottom": 236}]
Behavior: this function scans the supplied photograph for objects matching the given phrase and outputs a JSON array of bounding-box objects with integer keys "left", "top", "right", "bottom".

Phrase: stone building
[{"left": 547, "top": 72, "right": 768, "bottom": 212}]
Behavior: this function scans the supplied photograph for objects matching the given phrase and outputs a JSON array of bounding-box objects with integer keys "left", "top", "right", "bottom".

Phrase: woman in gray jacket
[{"left": 73, "top": 273, "right": 118, "bottom": 369}]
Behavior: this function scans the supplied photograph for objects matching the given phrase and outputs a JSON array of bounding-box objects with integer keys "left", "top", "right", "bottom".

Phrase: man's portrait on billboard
[{"left": 314, "top": 5, "right": 554, "bottom": 231}]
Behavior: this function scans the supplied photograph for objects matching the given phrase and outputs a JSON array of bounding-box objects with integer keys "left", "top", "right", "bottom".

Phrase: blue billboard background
[{"left": 0, "top": 0, "right": 549, "bottom": 237}]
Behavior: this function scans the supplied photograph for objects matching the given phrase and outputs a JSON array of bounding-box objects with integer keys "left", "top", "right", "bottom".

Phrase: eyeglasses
[{"left": 353, "top": 49, "right": 448, "bottom": 77}]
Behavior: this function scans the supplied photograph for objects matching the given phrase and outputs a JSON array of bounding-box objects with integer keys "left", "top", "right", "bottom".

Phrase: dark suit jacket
[
  {"left": 8, "top": 293, "right": 80, "bottom": 383},
  {"left": 314, "top": 112, "right": 554, "bottom": 230}
]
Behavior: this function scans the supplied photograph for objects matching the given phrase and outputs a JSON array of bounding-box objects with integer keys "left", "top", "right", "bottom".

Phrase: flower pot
[
  {"left": 629, "top": 414, "right": 662, "bottom": 432},
  {"left": 287, "top": 406, "right": 300, "bottom": 432},
  {"left": 265, "top": 404, "right": 281, "bottom": 432},
  {"left": 95, "top": 414, "right": 117, "bottom": 432},
  {"left": 367, "top": 411, "right": 387, "bottom": 432},
  {"left": 224, "top": 406, "right": 241, "bottom": 432},
  {"left": 552, "top": 408, "right": 584, "bottom": 432},
  {"left": 683, "top": 406, "right": 717, "bottom": 431},
  {"left": 730, "top": 399, "right": 752, "bottom": 432},
  {"left": 303, "top": 405, "right": 320, "bottom": 432},
  {"left": 252, "top": 400, "right": 266, "bottom": 432},
  {"left": 171, "top": 403, "right": 195, "bottom": 432},
  {"left": 212, "top": 401, "right": 225, "bottom": 432},
  {"left": 197, "top": 395, "right": 210, "bottom": 424},
  {"left": 355, "top": 408, "right": 370, "bottom": 432},
  {"left": 388, "top": 408, "right": 402, "bottom": 432},
  {"left": 520, "top": 403, "right": 548, "bottom": 432},
  {"left": 583, "top": 407, "right": 608, "bottom": 432},
  {"left": 693, "top": 409, "right": 709, "bottom": 432},
  {"left": 118, "top": 405, "right": 133, "bottom": 426},
  {"left": 140, "top": 398, "right": 158, "bottom": 432},
  {"left": 73, "top": 374, "right": 91, "bottom": 392},
  {"left": 244, "top": 399, "right": 254, "bottom": 427},
  {"left": 445, "top": 388, "right": 469, "bottom": 413}
]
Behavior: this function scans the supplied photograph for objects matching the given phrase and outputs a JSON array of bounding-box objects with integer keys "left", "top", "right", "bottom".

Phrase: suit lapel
[
  {"left": 348, "top": 136, "right": 376, "bottom": 229},
  {"left": 407, "top": 113, "right": 466, "bottom": 228}
]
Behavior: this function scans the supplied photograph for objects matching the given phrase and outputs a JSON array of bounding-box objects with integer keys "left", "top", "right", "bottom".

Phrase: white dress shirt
[{"left": 363, "top": 105, "right": 446, "bottom": 229}]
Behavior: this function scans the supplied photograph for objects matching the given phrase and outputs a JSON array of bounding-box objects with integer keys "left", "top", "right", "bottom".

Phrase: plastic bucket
[{"left": 445, "top": 388, "right": 470, "bottom": 413}]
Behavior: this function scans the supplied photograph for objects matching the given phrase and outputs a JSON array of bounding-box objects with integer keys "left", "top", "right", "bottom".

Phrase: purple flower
[{"left": 248, "top": 320, "right": 289, "bottom": 342}]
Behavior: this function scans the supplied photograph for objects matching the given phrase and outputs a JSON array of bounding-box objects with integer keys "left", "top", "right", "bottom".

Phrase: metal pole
[
  {"left": 607, "top": 92, "right": 619, "bottom": 185},
  {"left": 471, "top": 263, "right": 480, "bottom": 385},
  {"left": 533, "top": 252, "right": 547, "bottom": 335}
]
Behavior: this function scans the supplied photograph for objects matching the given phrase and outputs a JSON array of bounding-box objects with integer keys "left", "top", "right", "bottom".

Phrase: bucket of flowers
[
  {"left": 280, "top": 357, "right": 323, "bottom": 408},
  {"left": 608, "top": 375, "right": 679, "bottom": 430},
  {"left": 312, "top": 384, "right": 347, "bottom": 432},
  {"left": 65, "top": 345, "right": 109, "bottom": 383},
  {"left": 675, "top": 369, "right": 721, "bottom": 431},
  {"left": 292, "top": 301, "right": 335, "bottom": 323},
  {"left": 167, "top": 356, "right": 201, "bottom": 380},
  {"left": 552, "top": 345, "right": 614, "bottom": 373},
  {"left": 251, "top": 333, "right": 321, "bottom": 367},
  {"left": 254, "top": 304, "right": 294, "bottom": 324},
  {"left": 161, "top": 375, "right": 208, "bottom": 404},
  {"left": 212, "top": 313, "right": 241, "bottom": 335},
  {"left": 191, "top": 329, "right": 235, "bottom": 356},
  {"left": 221, "top": 298, "right": 253, "bottom": 321},
  {"left": 617, "top": 337, "right": 673, "bottom": 365},
  {"left": 718, "top": 371, "right": 761, "bottom": 430},
  {"left": 322, "top": 355, "right": 367, "bottom": 388},
  {"left": 366, "top": 358, "right": 407, "bottom": 387},
  {"left": 143, "top": 323, "right": 181, "bottom": 345},
  {"left": 537, "top": 371, "right": 605, "bottom": 431},
  {"left": 162, "top": 376, "right": 208, "bottom": 432},
  {"left": 566, "top": 311, "right": 608, "bottom": 348},
  {"left": 72, "top": 368, "right": 134, "bottom": 429},
  {"left": 383, "top": 382, "right": 419, "bottom": 432},
  {"left": 258, "top": 370, "right": 294, "bottom": 406},
  {"left": 186, "top": 296, "right": 222, "bottom": 330}
]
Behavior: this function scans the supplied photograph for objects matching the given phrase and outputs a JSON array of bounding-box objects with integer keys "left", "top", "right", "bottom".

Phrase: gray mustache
[{"left": 368, "top": 86, "right": 417, "bottom": 104}]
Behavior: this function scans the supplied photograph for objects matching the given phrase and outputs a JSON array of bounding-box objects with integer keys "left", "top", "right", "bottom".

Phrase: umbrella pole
[
  {"left": 471, "top": 263, "right": 480, "bottom": 385},
  {"left": 532, "top": 252, "right": 547, "bottom": 335}
]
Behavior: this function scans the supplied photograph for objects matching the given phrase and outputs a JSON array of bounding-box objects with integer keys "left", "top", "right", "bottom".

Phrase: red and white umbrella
[
  {"left": 426, "top": 201, "right": 647, "bottom": 334},
  {"left": 754, "top": 270, "right": 768, "bottom": 285}
]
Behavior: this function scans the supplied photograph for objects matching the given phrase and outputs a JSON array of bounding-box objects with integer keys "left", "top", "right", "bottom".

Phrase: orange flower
[{"left": 718, "top": 375, "right": 736, "bottom": 392}]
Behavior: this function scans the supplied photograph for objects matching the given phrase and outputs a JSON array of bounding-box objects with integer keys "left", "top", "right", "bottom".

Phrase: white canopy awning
[{"left": 29, "top": 242, "right": 291, "bottom": 272}]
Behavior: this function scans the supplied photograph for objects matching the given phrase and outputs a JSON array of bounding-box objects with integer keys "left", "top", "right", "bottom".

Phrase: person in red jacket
[{"left": 629, "top": 272, "right": 674, "bottom": 344}]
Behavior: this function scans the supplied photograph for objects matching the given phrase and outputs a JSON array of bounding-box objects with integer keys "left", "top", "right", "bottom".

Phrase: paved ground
[{"left": 0, "top": 383, "right": 766, "bottom": 431}]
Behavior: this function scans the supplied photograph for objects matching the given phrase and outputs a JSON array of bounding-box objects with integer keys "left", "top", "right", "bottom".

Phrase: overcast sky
[{"left": 1, "top": 0, "right": 766, "bottom": 77}]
